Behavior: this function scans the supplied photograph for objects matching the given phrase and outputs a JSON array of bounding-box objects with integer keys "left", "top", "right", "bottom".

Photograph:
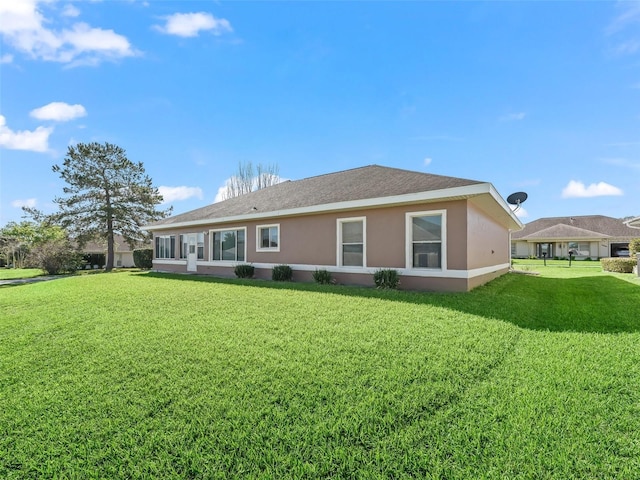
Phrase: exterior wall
[
  {"left": 466, "top": 203, "right": 509, "bottom": 270},
  {"left": 467, "top": 266, "right": 510, "bottom": 290},
  {"left": 151, "top": 198, "right": 511, "bottom": 292},
  {"left": 512, "top": 241, "right": 531, "bottom": 258},
  {"left": 116, "top": 252, "right": 135, "bottom": 268}
]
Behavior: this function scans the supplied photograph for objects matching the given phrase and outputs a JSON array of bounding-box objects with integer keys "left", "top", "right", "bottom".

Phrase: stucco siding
[
  {"left": 466, "top": 203, "right": 510, "bottom": 269},
  {"left": 151, "top": 198, "right": 511, "bottom": 292}
]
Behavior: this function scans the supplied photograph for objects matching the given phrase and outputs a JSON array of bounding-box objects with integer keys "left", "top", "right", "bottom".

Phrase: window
[
  {"left": 211, "top": 229, "right": 245, "bottom": 262},
  {"left": 407, "top": 211, "right": 445, "bottom": 269},
  {"left": 155, "top": 235, "right": 175, "bottom": 259},
  {"left": 257, "top": 224, "right": 280, "bottom": 251},
  {"left": 197, "top": 233, "right": 204, "bottom": 260},
  {"left": 179, "top": 233, "right": 205, "bottom": 260},
  {"left": 338, "top": 217, "right": 365, "bottom": 267},
  {"left": 568, "top": 241, "right": 590, "bottom": 257}
]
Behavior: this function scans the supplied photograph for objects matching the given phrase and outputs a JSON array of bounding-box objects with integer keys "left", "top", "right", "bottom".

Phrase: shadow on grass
[{"left": 140, "top": 271, "right": 640, "bottom": 334}]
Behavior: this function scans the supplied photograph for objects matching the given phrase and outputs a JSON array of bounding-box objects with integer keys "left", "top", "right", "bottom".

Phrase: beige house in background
[
  {"left": 511, "top": 215, "right": 639, "bottom": 260},
  {"left": 82, "top": 234, "right": 146, "bottom": 268},
  {"left": 145, "top": 165, "right": 523, "bottom": 292}
]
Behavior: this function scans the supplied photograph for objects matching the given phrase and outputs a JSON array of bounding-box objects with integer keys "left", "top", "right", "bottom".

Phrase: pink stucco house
[{"left": 144, "top": 165, "right": 523, "bottom": 292}]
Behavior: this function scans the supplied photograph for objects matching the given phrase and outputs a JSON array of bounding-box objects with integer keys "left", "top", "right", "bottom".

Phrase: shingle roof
[
  {"left": 83, "top": 234, "right": 148, "bottom": 253},
  {"left": 148, "top": 165, "right": 484, "bottom": 228},
  {"left": 626, "top": 216, "right": 640, "bottom": 229},
  {"left": 512, "top": 215, "right": 639, "bottom": 240}
]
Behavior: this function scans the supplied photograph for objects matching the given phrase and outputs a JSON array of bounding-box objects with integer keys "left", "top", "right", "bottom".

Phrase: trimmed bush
[
  {"left": 234, "top": 264, "right": 255, "bottom": 279},
  {"left": 601, "top": 257, "right": 636, "bottom": 273},
  {"left": 272, "top": 264, "right": 293, "bottom": 281},
  {"left": 133, "top": 248, "right": 153, "bottom": 269},
  {"left": 629, "top": 238, "right": 640, "bottom": 256},
  {"left": 373, "top": 268, "right": 400, "bottom": 289},
  {"left": 312, "top": 269, "right": 333, "bottom": 285}
]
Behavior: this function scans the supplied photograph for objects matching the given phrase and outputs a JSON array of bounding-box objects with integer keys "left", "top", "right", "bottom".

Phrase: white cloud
[
  {"left": 214, "top": 175, "right": 286, "bottom": 203},
  {"left": 561, "top": 180, "right": 623, "bottom": 198},
  {"left": 0, "top": 53, "right": 13, "bottom": 63},
  {"left": 612, "top": 40, "right": 640, "bottom": 56},
  {"left": 603, "top": 157, "right": 640, "bottom": 170},
  {"left": 62, "top": 4, "right": 80, "bottom": 18},
  {"left": 154, "top": 12, "right": 233, "bottom": 38},
  {"left": 0, "top": 115, "right": 52, "bottom": 152},
  {"left": 606, "top": 3, "right": 640, "bottom": 57},
  {"left": 607, "top": 2, "right": 640, "bottom": 35},
  {"left": 158, "top": 186, "right": 204, "bottom": 204},
  {"left": 500, "top": 112, "right": 526, "bottom": 122},
  {"left": 423, "top": 157, "right": 432, "bottom": 166},
  {"left": 0, "top": 0, "right": 136, "bottom": 65},
  {"left": 30, "top": 102, "right": 87, "bottom": 122},
  {"left": 510, "top": 205, "right": 528, "bottom": 219},
  {"left": 11, "top": 198, "right": 37, "bottom": 209},
  {"left": 214, "top": 184, "right": 228, "bottom": 203}
]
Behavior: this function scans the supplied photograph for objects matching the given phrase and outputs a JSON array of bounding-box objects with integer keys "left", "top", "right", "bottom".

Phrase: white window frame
[
  {"left": 336, "top": 216, "right": 366, "bottom": 268},
  {"left": 256, "top": 224, "right": 280, "bottom": 252},
  {"left": 405, "top": 210, "right": 447, "bottom": 271},
  {"left": 155, "top": 235, "right": 175, "bottom": 259},
  {"left": 210, "top": 227, "right": 247, "bottom": 263}
]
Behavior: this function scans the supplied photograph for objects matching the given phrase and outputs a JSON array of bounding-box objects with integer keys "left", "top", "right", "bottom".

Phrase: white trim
[
  {"left": 336, "top": 216, "right": 367, "bottom": 268},
  {"left": 145, "top": 182, "right": 523, "bottom": 231},
  {"left": 153, "top": 259, "right": 186, "bottom": 266},
  {"left": 210, "top": 227, "right": 247, "bottom": 263},
  {"left": 405, "top": 209, "right": 447, "bottom": 271},
  {"left": 256, "top": 223, "right": 280, "bottom": 252},
  {"left": 188, "top": 261, "right": 510, "bottom": 280}
]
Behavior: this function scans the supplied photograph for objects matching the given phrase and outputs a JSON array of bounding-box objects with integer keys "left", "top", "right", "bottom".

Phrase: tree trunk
[{"left": 106, "top": 218, "right": 114, "bottom": 272}]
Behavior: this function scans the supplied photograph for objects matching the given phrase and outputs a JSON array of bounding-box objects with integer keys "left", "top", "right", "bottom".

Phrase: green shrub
[
  {"left": 312, "top": 268, "right": 333, "bottom": 285},
  {"left": 601, "top": 257, "right": 637, "bottom": 273},
  {"left": 272, "top": 264, "right": 293, "bottom": 281},
  {"left": 629, "top": 238, "right": 640, "bottom": 256},
  {"left": 234, "top": 264, "right": 255, "bottom": 278},
  {"left": 133, "top": 248, "right": 153, "bottom": 269},
  {"left": 27, "top": 238, "right": 83, "bottom": 274},
  {"left": 373, "top": 269, "right": 400, "bottom": 289}
]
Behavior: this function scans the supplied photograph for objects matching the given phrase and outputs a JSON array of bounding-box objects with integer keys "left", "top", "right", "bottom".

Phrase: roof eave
[{"left": 144, "top": 182, "right": 521, "bottom": 231}]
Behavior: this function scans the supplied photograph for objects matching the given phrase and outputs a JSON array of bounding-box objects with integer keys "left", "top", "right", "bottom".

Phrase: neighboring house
[
  {"left": 511, "top": 215, "right": 639, "bottom": 259},
  {"left": 144, "top": 165, "right": 523, "bottom": 292},
  {"left": 82, "top": 234, "right": 147, "bottom": 268}
]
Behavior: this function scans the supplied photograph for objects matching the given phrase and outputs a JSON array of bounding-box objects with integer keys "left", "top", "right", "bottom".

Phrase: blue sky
[{"left": 1, "top": 1, "right": 639, "bottom": 226}]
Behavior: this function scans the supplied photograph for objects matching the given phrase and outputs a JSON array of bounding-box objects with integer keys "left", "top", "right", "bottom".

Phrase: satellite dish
[{"left": 507, "top": 192, "right": 528, "bottom": 212}]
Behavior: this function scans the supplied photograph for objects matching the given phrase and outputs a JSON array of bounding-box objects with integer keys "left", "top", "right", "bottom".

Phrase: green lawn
[
  {"left": 0, "top": 268, "right": 45, "bottom": 280},
  {"left": 1, "top": 268, "right": 639, "bottom": 478}
]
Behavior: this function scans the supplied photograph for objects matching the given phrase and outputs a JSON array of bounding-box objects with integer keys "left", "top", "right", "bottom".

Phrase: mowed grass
[
  {"left": 1, "top": 269, "right": 639, "bottom": 478},
  {"left": 0, "top": 268, "right": 44, "bottom": 280}
]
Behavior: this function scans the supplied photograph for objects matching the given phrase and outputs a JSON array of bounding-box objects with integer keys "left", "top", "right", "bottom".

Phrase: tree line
[{"left": 1, "top": 142, "right": 280, "bottom": 273}]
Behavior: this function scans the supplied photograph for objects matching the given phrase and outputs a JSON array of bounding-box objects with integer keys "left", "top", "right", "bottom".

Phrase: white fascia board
[
  {"left": 488, "top": 184, "right": 525, "bottom": 231},
  {"left": 144, "top": 183, "right": 514, "bottom": 231}
]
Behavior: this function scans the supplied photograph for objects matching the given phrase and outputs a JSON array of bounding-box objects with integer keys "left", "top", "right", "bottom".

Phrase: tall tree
[
  {"left": 223, "top": 161, "right": 280, "bottom": 200},
  {"left": 51, "top": 142, "right": 170, "bottom": 271}
]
